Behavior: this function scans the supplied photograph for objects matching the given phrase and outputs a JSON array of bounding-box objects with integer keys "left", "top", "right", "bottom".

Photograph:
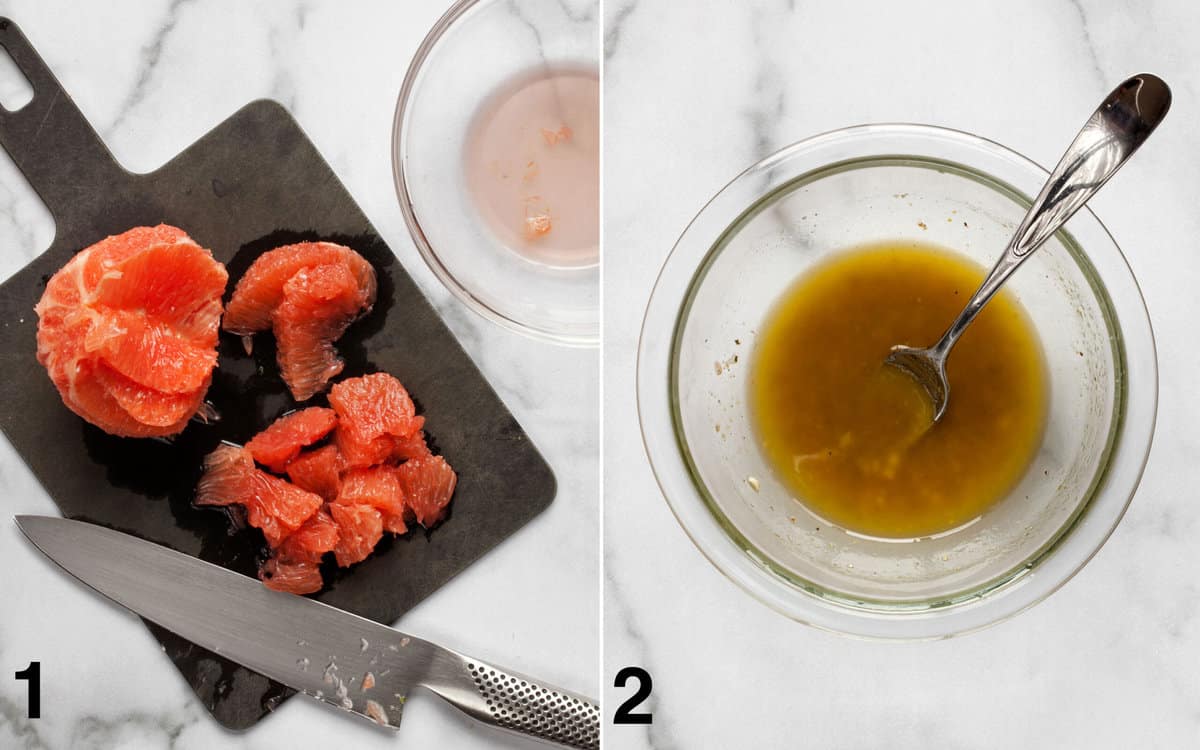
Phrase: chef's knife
[{"left": 15, "top": 515, "right": 599, "bottom": 749}]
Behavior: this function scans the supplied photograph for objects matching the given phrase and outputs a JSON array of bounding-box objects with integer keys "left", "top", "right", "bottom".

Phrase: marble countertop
[
  {"left": 0, "top": 2, "right": 597, "bottom": 748},
  {"left": 604, "top": 1, "right": 1200, "bottom": 748}
]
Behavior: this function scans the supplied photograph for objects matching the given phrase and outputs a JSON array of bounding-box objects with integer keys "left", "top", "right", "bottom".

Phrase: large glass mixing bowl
[{"left": 638, "top": 124, "right": 1157, "bottom": 639}]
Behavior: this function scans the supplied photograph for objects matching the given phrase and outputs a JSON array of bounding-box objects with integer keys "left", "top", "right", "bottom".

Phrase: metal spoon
[{"left": 886, "top": 73, "right": 1170, "bottom": 422}]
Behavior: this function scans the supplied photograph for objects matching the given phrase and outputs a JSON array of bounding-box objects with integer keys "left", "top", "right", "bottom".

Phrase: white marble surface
[
  {"left": 605, "top": 1, "right": 1200, "bottom": 748},
  {"left": 0, "top": 2, "right": 597, "bottom": 748}
]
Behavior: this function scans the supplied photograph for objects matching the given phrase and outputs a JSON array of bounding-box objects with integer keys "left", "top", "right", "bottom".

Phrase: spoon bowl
[{"left": 883, "top": 344, "right": 951, "bottom": 422}]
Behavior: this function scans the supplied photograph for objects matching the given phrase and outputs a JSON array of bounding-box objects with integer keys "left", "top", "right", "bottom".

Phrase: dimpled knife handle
[{"left": 431, "top": 650, "right": 600, "bottom": 750}]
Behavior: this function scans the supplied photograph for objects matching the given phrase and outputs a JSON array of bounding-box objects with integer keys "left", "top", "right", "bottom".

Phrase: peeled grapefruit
[{"left": 35, "top": 225, "right": 227, "bottom": 437}]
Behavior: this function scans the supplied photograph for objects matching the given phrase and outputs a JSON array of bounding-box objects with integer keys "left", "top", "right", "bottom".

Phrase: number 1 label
[{"left": 14, "top": 661, "right": 40, "bottom": 719}]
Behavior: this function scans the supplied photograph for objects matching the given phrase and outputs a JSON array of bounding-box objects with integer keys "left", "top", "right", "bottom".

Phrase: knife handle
[{"left": 430, "top": 652, "right": 600, "bottom": 750}]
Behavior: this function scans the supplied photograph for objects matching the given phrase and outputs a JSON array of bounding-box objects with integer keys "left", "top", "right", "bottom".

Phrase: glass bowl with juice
[{"left": 394, "top": 0, "right": 599, "bottom": 346}]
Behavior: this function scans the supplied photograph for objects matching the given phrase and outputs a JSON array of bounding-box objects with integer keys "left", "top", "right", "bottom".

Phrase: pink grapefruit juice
[{"left": 463, "top": 67, "right": 599, "bottom": 268}]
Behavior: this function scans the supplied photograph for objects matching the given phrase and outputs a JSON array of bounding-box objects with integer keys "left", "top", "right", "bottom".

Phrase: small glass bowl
[
  {"left": 393, "top": 0, "right": 599, "bottom": 346},
  {"left": 638, "top": 124, "right": 1157, "bottom": 639}
]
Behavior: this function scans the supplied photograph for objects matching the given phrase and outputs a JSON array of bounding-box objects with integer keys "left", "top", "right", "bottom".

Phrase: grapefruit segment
[
  {"left": 260, "top": 558, "right": 324, "bottom": 595},
  {"left": 394, "top": 455, "right": 457, "bottom": 528},
  {"left": 87, "top": 310, "right": 217, "bottom": 393},
  {"left": 273, "top": 263, "right": 372, "bottom": 401},
  {"left": 92, "top": 241, "right": 229, "bottom": 340},
  {"left": 245, "top": 407, "right": 337, "bottom": 472},
  {"left": 64, "top": 359, "right": 193, "bottom": 437},
  {"left": 79, "top": 224, "right": 192, "bottom": 289},
  {"left": 244, "top": 474, "right": 323, "bottom": 548},
  {"left": 277, "top": 507, "right": 340, "bottom": 564},
  {"left": 337, "top": 466, "right": 407, "bottom": 534},
  {"left": 329, "top": 502, "right": 384, "bottom": 567},
  {"left": 93, "top": 363, "right": 205, "bottom": 428},
  {"left": 286, "top": 444, "right": 343, "bottom": 501},
  {"left": 223, "top": 242, "right": 375, "bottom": 400},
  {"left": 195, "top": 444, "right": 257, "bottom": 507}
]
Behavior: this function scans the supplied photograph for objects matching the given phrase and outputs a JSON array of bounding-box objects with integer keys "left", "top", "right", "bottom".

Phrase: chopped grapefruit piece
[
  {"left": 391, "top": 430, "right": 431, "bottom": 462},
  {"left": 277, "top": 507, "right": 340, "bottom": 564},
  {"left": 245, "top": 407, "right": 337, "bottom": 472},
  {"left": 195, "top": 443, "right": 257, "bottom": 507},
  {"left": 540, "top": 125, "right": 572, "bottom": 145},
  {"left": 286, "top": 444, "right": 344, "bottom": 501},
  {"left": 337, "top": 467, "right": 408, "bottom": 534},
  {"left": 330, "top": 373, "right": 424, "bottom": 468},
  {"left": 394, "top": 455, "right": 457, "bottom": 528},
  {"left": 329, "top": 502, "right": 384, "bottom": 567},
  {"left": 260, "top": 558, "right": 323, "bottom": 595},
  {"left": 196, "top": 443, "right": 321, "bottom": 546},
  {"left": 328, "top": 373, "right": 420, "bottom": 438},
  {"left": 244, "top": 473, "right": 323, "bottom": 548},
  {"left": 35, "top": 224, "right": 226, "bottom": 437},
  {"left": 524, "top": 210, "right": 552, "bottom": 238}
]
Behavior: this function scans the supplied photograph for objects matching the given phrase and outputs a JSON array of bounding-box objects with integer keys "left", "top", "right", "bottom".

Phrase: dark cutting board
[{"left": 0, "top": 18, "right": 556, "bottom": 730}]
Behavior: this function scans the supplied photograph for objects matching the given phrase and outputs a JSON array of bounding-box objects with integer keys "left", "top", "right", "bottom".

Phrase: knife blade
[{"left": 16, "top": 515, "right": 599, "bottom": 749}]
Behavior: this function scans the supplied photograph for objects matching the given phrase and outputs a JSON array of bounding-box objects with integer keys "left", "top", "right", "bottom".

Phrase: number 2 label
[{"left": 613, "top": 666, "right": 652, "bottom": 725}]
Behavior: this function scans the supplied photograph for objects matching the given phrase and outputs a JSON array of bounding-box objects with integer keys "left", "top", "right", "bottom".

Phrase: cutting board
[{"left": 0, "top": 18, "right": 556, "bottom": 730}]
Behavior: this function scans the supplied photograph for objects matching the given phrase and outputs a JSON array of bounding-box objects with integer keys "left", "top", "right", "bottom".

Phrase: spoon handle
[{"left": 931, "top": 73, "right": 1170, "bottom": 357}]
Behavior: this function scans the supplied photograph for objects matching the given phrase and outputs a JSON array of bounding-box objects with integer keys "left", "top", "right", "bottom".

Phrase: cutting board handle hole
[{"left": 0, "top": 44, "right": 33, "bottom": 113}]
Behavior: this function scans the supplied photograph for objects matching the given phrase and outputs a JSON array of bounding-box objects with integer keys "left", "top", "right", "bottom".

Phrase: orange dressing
[{"left": 750, "top": 242, "right": 1048, "bottom": 538}]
